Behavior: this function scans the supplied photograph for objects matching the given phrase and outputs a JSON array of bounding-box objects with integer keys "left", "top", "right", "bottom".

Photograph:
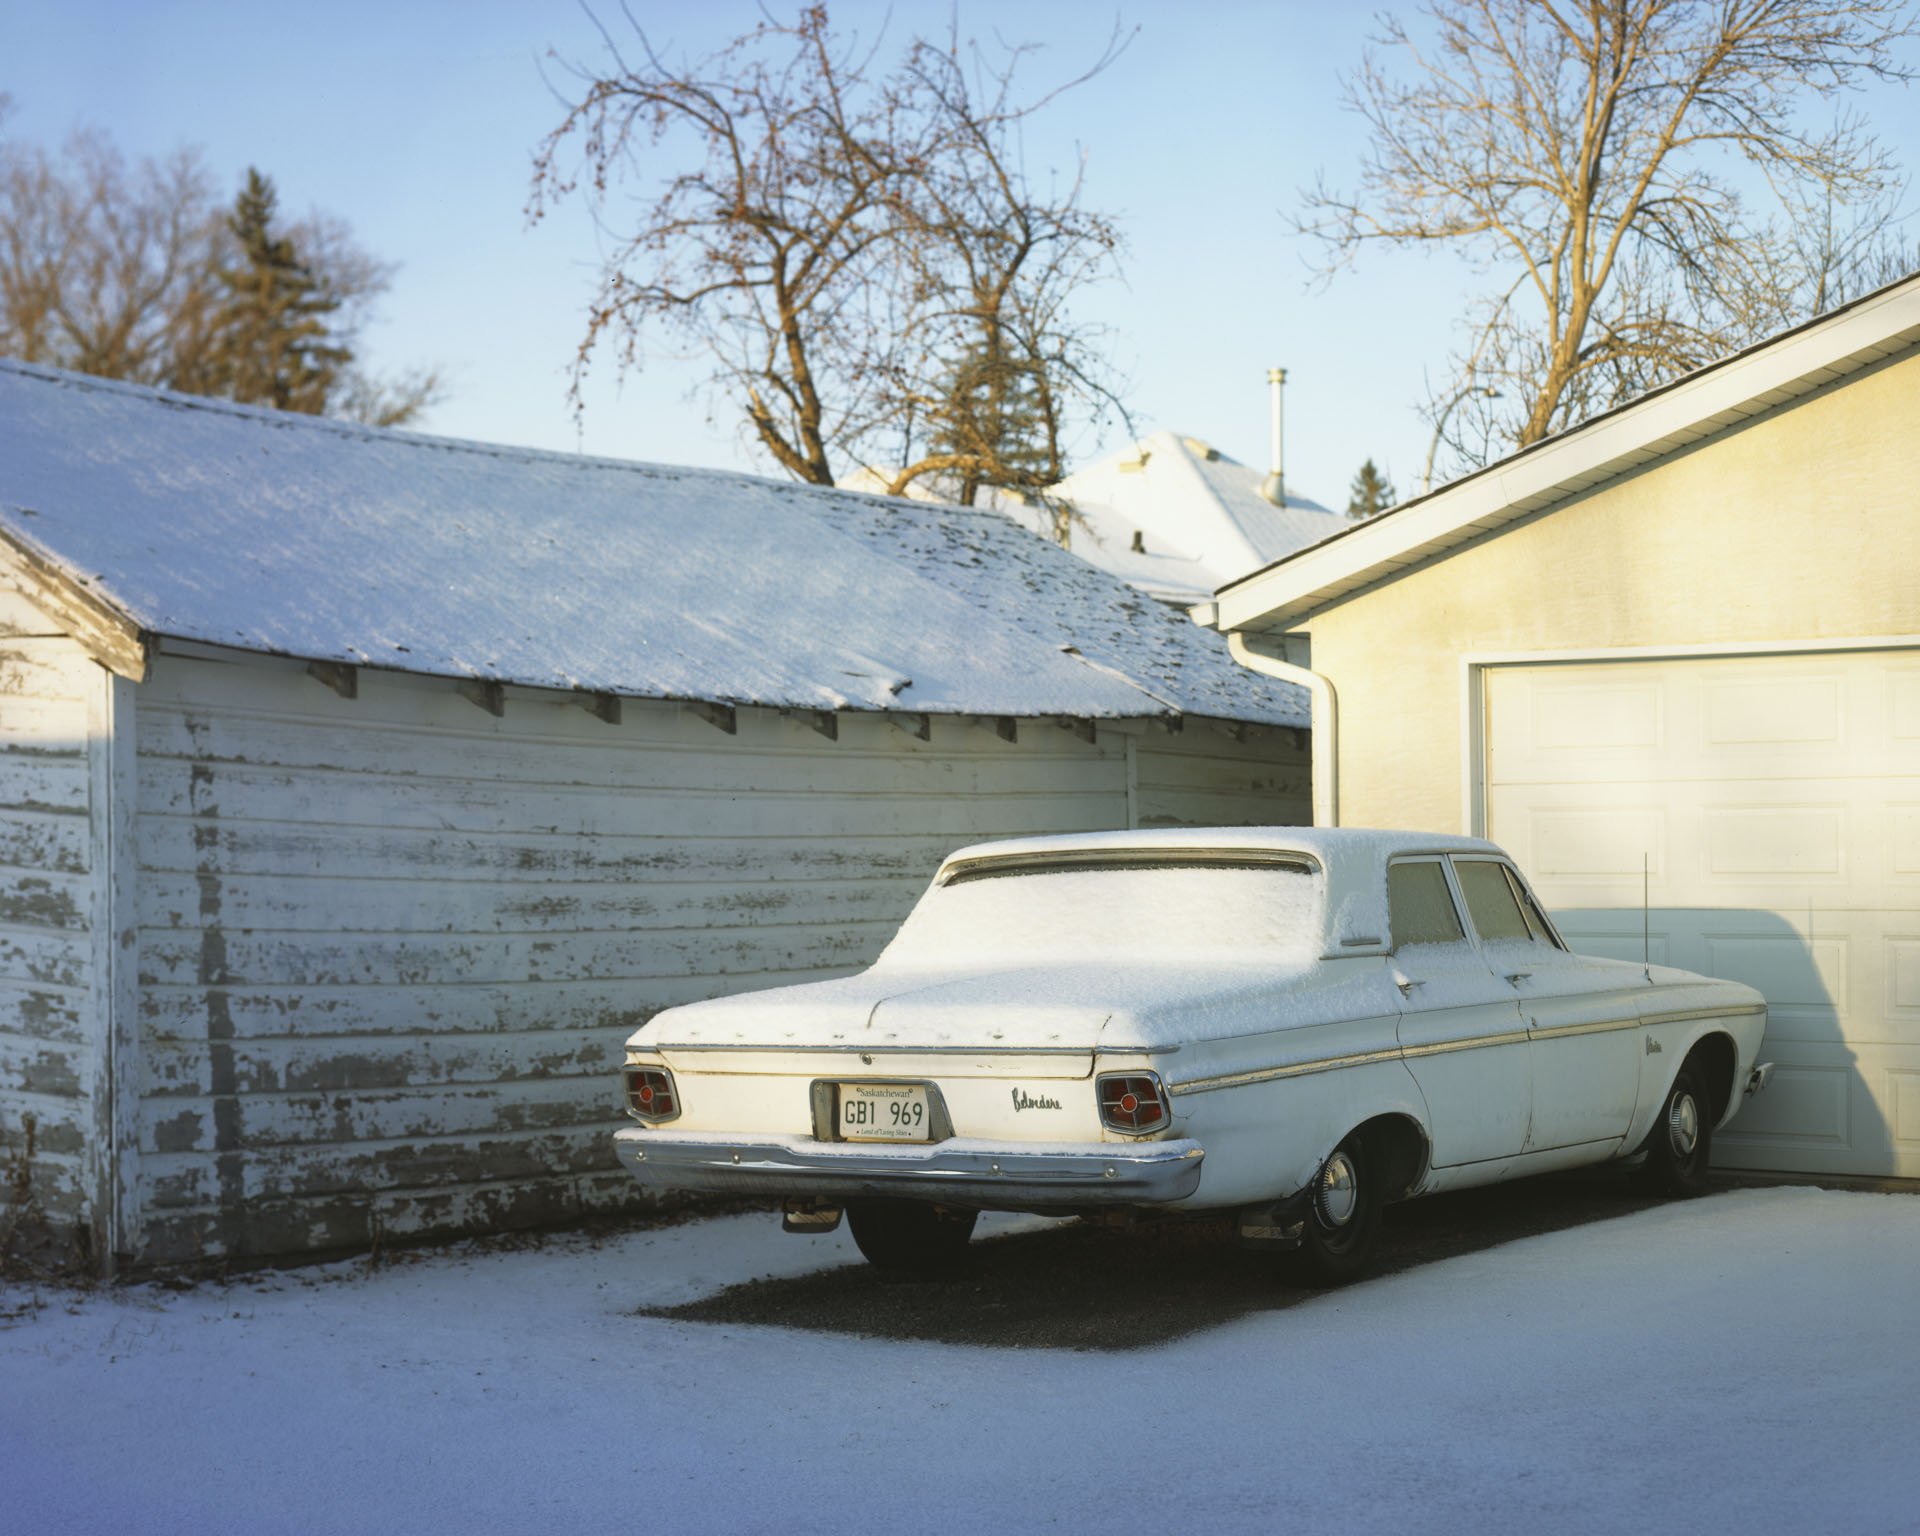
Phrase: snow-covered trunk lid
[{"left": 637, "top": 967, "right": 1109, "bottom": 1076}]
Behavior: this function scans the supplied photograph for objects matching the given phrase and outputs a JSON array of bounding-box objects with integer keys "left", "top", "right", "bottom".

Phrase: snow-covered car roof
[{"left": 934, "top": 826, "right": 1505, "bottom": 953}]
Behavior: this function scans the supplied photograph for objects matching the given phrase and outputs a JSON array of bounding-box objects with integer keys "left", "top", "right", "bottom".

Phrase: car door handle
[
  {"left": 1393, "top": 975, "right": 1424, "bottom": 997},
  {"left": 1505, "top": 971, "right": 1531, "bottom": 986}
]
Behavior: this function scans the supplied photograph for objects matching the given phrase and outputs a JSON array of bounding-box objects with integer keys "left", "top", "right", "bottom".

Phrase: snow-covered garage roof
[{"left": 0, "top": 361, "right": 1305, "bottom": 727}]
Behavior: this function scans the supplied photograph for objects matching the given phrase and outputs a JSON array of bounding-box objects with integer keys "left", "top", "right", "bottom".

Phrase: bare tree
[
  {"left": 0, "top": 108, "right": 439, "bottom": 425},
  {"left": 530, "top": 5, "right": 1130, "bottom": 511},
  {"left": 0, "top": 125, "right": 225, "bottom": 388},
  {"left": 874, "top": 24, "right": 1131, "bottom": 526},
  {"left": 1301, "top": 1, "right": 1917, "bottom": 474}
]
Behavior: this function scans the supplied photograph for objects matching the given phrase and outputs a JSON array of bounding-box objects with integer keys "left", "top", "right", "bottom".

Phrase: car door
[
  {"left": 1389, "top": 856, "right": 1531, "bottom": 1167},
  {"left": 1451, "top": 856, "right": 1642, "bottom": 1152}
]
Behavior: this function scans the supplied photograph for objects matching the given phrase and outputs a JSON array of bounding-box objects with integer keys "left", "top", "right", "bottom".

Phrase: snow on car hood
[{"left": 634, "top": 959, "right": 1329, "bottom": 1055}]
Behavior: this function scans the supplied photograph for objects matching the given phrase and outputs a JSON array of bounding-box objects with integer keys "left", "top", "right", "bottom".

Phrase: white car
[{"left": 613, "top": 828, "right": 1773, "bottom": 1282}]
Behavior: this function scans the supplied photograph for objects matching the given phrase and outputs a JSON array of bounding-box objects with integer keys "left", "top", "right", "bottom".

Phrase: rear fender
[{"left": 1170, "top": 1058, "right": 1431, "bottom": 1208}]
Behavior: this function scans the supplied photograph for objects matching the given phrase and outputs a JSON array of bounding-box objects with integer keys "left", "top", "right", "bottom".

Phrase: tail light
[
  {"left": 624, "top": 1066, "right": 679, "bottom": 1123},
  {"left": 1096, "top": 1072, "right": 1170, "bottom": 1134}
]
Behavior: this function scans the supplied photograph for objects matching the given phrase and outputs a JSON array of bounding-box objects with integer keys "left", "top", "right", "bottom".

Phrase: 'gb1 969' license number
[{"left": 837, "top": 1082, "right": 932, "bottom": 1143}]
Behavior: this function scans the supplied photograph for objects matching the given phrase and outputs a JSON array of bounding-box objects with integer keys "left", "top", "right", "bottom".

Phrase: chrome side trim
[
  {"left": 1402, "top": 1030, "right": 1532, "bottom": 1060},
  {"left": 1527, "top": 1016, "right": 1640, "bottom": 1041},
  {"left": 1169, "top": 1001, "right": 1766, "bottom": 1099},
  {"left": 640, "top": 1041, "right": 1138, "bottom": 1056},
  {"left": 613, "top": 1129, "right": 1204, "bottom": 1208},
  {"left": 1171, "top": 1028, "right": 1533, "bottom": 1097},
  {"left": 1171, "top": 1045, "right": 1407, "bottom": 1096},
  {"left": 1638, "top": 1004, "right": 1767, "bottom": 1027}
]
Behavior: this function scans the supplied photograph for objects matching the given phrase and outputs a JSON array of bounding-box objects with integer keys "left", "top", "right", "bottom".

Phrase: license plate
[{"left": 837, "top": 1082, "right": 932, "bottom": 1143}]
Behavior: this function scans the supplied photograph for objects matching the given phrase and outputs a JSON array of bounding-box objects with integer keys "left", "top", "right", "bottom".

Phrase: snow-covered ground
[{"left": 4, "top": 1187, "right": 1915, "bottom": 1535}]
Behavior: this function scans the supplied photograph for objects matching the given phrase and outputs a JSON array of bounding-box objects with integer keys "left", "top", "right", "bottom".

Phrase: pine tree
[
  {"left": 928, "top": 330, "right": 1057, "bottom": 507},
  {"left": 211, "top": 169, "right": 349, "bottom": 413},
  {"left": 1346, "top": 458, "right": 1397, "bottom": 521}
]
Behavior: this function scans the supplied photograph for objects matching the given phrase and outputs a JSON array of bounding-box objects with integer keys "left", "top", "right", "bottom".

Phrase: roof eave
[
  {"left": 0, "top": 520, "right": 149, "bottom": 680},
  {"left": 1211, "top": 273, "right": 1920, "bottom": 635}
]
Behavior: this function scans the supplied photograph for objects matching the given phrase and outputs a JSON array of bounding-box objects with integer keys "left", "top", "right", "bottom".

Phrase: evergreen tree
[
  {"left": 1346, "top": 458, "right": 1397, "bottom": 520},
  {"left": 0, "top": 124, "right": 438, "bottom": 425},
  {"left": 211, "top": 169, "right": 349, "bottom": 413},
  {"left": 928, "top": 330, "right": 1057, "bottom": 507}
]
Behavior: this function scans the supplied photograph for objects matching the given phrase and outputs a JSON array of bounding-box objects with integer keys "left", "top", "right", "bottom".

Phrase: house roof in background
[
  {"left": 1210, "top": 272, "right": 1920, "bottom": 635},
  {"left": 1017, "top": 430, "right": 1344, "bottom": 603},
  {"left": 0, "top": 362, "right": 1306, "bottom": 727}
]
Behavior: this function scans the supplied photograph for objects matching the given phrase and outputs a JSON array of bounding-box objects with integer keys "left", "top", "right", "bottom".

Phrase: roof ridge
[
  {"left": 0, "top": 356, "right": 862, "bottom": 496},
  {"left": 1152, "top": 431, "right": 1266, "bottom": 570},
  {"left": 1214, "top": 268, "right": 1920, "bottom": 625}
]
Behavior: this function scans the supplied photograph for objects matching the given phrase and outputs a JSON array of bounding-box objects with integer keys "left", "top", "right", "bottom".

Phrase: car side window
[
  {"left": 1454, "top": 859, "right": 1534, "bottom": 943},
  {"left": 1388, "top": 859, "right": 1465, "bottom": 949},
  {"left": 1502, "top": 865, "right": 1565, "bottom": 949}
]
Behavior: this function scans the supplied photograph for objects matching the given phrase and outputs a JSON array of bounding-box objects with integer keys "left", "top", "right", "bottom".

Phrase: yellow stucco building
[{"left": 1210, "top": 275, "right": 1920, "bottom": 1179}]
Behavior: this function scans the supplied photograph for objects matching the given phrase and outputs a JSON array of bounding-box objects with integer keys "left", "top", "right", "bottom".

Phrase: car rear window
[
  {"left": 938, "top": 848, "right": 1317, "bottom": 886},
  {"left": 884, "top": 855, "right": 1324, "bottom": 967}
]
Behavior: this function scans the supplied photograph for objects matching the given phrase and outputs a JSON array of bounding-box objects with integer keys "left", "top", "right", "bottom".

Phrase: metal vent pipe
[{"left": 1260, "top": 366, "right": 1287, "bottom": 506}]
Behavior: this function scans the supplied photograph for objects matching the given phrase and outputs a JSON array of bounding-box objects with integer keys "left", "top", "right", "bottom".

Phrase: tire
[
  {"left": 1291, "top": 1134, "right": 1382, "bottom": 1287},
  {"left": 845, "top": 1199, "right": 978, "bottom": 1276},
  {"left": 1637, "top": 1067, "right": 1714, "bottom": 1197}
]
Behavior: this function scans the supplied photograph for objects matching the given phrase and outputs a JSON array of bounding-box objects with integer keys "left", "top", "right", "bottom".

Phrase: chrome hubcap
[
  {"left": 1315, "top": 1151, "right": 1359, "bottom": 1228},
  {"left": 1667, "top": 1092, "right": 1700, "bottom": 1157}
]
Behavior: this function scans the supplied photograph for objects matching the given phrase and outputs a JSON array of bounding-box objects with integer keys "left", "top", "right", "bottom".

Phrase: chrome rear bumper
[
  {"left": 612, "top": 1128, "right": 1204, "bottom": 1209},
  {"left": 1746, "top": 1061, "right": 1775, "bottom": 1096}
]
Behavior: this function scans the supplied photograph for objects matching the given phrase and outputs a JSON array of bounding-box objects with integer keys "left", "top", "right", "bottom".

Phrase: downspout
[{"left": 1227, "top": 631, "right": 1337, "bottom": 828}]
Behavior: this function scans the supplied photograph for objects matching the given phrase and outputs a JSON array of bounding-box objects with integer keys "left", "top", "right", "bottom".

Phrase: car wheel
[
  {"left": 845, "top": 1199, "right": 978, "bottom": 1276},
  {"left": 1638, "top": 1067, "right": 1714, "bottom": 1197},
  {"left": 1291, "top": 1134, "right": 1382, "bottom": 1287}
]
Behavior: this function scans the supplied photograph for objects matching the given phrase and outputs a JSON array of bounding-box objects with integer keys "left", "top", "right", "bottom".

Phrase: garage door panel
[
  {"left": 1716, "top": 1060, "right": 1852, "bottom": 1149},
  {"left": 1701, "top": 675, "right": 1838, "bottom": 746},
  {"left": 1713, "top": 1047, "right": 1920, "bottom": 1177},
  {"left": 1705, "top": 805, "right": 1845, "bottom": 879},
  {"left": 1487, "top": 650, "right": 1920, "bottom": 1178},
  {"left": 1703, "top": 932, "right": 1848, "bottom": 1014},
  {"left": 1889, "top": 673, "right": 1920, "bottom": 740},
  {"left": 1495, "top": 659, "right": 1920, "bottom": 782},
  {"left": 1895, "top": 1071, "right": 1920, "bottom": 1149},
  {"left": 1492, "top": 780, "right": 1911, "bottom": 900},
  {"left": 1550, "top": 910, "right": 1672, "bottom": 967},
  {"left": 1528, "top": 680, "right": 1665, "bottom": 755},
  {"left": 1522, "top": 805, "right": 1669, "bottom": 884},
  {"left": 1885, "top": 938, "right": 1920, "bottom": 1019},
  {"left": 1888, "top": 808, "right": 1920, "bottom": 881}
]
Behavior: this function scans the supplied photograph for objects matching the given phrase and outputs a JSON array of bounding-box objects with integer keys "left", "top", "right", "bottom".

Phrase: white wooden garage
[
  {"left": 0, "top": 361, "right": 1310, "bottom": 1271},
  {"left": 1209, "top": 273, "right": 1920, "bottom": 1180}
]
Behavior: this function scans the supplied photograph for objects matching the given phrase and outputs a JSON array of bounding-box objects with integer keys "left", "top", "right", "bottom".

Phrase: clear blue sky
[{"left": 4, "top": 1, "right": 1916, "bottom": 506}]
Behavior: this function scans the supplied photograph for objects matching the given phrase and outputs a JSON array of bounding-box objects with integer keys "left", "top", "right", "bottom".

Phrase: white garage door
[{"left": 1485, "top": 650, "right": 1920, "bottom": 1178}]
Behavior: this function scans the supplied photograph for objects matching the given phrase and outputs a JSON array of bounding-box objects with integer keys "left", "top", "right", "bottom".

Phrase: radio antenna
[{"left": 1643, "top": 852, "right": 1651, "bottom": 980}]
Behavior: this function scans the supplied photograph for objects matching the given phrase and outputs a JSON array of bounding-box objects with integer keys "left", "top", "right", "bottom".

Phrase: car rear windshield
[{"left": 881, "top": 852, "right": 1324, "bottom": 967}]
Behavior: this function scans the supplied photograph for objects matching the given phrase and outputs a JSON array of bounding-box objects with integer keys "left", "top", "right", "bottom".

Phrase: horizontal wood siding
[
  {"left": 132, "top": 657, "right": 1311, "bottom": 1263},
  {"left": 0, "top": 631, "right": 102, "bottom": 1241},
  {"left": 1133, "top": 723, "right": 1311, "bottom": 829},
  {"left": 131, "top": 660, "right": 1121, "bottom": 1260}
]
